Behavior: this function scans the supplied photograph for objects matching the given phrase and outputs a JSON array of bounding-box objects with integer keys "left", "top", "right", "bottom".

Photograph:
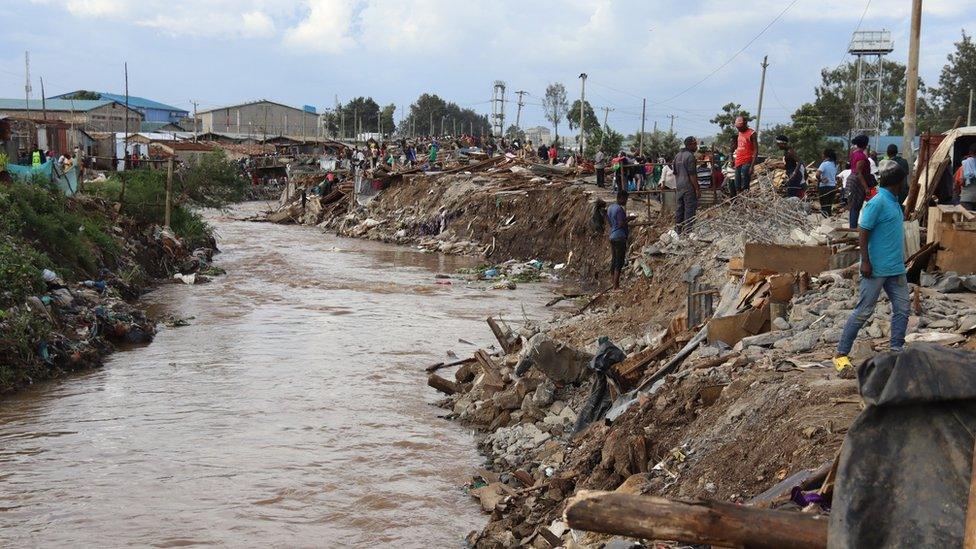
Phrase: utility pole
[
  {"left": 639, "top": 98, "right": 647, "bottom": 155},
  {"left": 40, "top": 77, "right": 47, "bottom": 120},
  {"left": 165, "top": 157, "right": 174, "bottom": 228},
  {"left": 24, "top": 51, "right": 31, "bottom": 119},
  {"left": 600, "top": 106, "right": 613, "bottom": 147},
  {"left": 902, "top": 0, "right": 922, "bottom": 172},
  {"left": 191, "top": 100, "right": 199, "bottom": 140},
  {"left": 354, "top": 107, "right": 358, "bottom": 141},
  {"left": 514, "top": 90, "right": 527, "bottom": 132},
  {"left": 578, "top": 73, "right": 587, "bottom": 155},
  {"left": 968, "top": 88, "right": 973, "bottom": 126},
  {"left": 756, "top": 55, "right": 769, "bottom": 143},
  {"left": 668, "top": 114, "right": 677, "bottom": 134},
  {"left": 123, "top": 61, "right": 129, "bottom": 167}
]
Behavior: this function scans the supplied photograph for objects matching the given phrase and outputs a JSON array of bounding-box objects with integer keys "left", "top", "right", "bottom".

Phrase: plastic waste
[{"left": 484, "top": 268, "right": 499, "bottom": 278}]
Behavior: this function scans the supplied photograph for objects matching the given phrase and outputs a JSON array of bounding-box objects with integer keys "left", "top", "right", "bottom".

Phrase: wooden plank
[
  {"left": 937, "top": 228, "right": 976, "bottom": 275},
  {"left": 564, "top": 491, "right": 828, "bottom": 549},
  {"left": 427, "top": 373, "right": 461, "bottom": 395},
  {"left": 486, "top": 316, "right": 519, "bottom": 355},
  {"left": 425, "top": 356, "right": 476, "bottom": 373},
  {"left": 474, "top": 349, "right": 505, "bottom": 387},
  {"left": 706, "top": 311, "right": 753, "bottom": 346},
  {"left": 743, "top": 243, "right": 831, "bottom": 275}
]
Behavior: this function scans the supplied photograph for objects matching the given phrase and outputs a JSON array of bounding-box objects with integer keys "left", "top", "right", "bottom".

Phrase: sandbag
[{"left": 829, "top": 344, "right": 976, "bottom": 548}]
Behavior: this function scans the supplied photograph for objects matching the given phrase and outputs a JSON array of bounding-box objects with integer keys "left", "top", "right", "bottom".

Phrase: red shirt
[
  {"left": 548, "top": 147, "right": 557, "bottom": 159},
  {"left": 734, "top": 128, "right": 756, "bottom": 167}
]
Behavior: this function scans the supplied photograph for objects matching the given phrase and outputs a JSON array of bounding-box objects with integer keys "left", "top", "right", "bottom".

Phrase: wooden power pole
[
  {"left": 903, "top": 0, "right": 922, "bottom": 171},
  {"left": 165, "top": 157, "right": 174, "bottom": 228},
  {"left": 639, "top": 98, "right": 647, "bottom": 155},
  {"left": 755, "top": 55, "right": 769, "bottom": 144},
  {"left": 578, "top": 73, "right": 587, "bottom": 155}
]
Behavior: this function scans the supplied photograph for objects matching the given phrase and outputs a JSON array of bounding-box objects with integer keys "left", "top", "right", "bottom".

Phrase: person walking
[
  {"left": 607, "top": 190, "right": 629, "bottom": 290},
  {"left": 846, "top": 135, "right": 875, "bottom": 229},
  {"left": 673, "top": 136, "right": 700, "bottom": 234},
  {"left": 594, "top": 150, "right": 606, "bottom": 188},
  {"left": 815, "top": 148, "right": 839, "bottom": 216},
  {"left": 732, "top": 116, "right": 757, "bottom": 197},
  {"left": 833, "top": 163, "right": 909, "bottom": 378}
]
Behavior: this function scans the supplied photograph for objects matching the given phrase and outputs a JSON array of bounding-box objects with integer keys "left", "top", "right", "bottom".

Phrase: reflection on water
[{"left": 0, "top": 204, "right": 560, "bottom": 548}]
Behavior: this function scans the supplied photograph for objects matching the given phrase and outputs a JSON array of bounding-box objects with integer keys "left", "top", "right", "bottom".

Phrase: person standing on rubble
[
  {"left": 833, "top": 162, "right": 909, "bottom": 377},
  {"left": 777, "top": 135, "right": 804, "bottom": 198},
  {"left": 607, "top": 190, "right": 629, "bottom": 290},
  {"left": 846, "top": 135, "right": 876, "bottom": 229},
  {"left": 732, "top": 116, "right": 757, "bottom": 197},
  {"left": 548, "top": 143, "right": 557, "bottom": 165},
  {"left": 885, "top": 144, "right": 910, "bottom": 206},
  {"left": 594, "top": 149, "right": 606, "bottom": 188},
  {"left": 816, "top": 149, "right": 839, "bottom": 216},
  {"left": 674, "top": 136, "right": 700, "bottom": 234}
]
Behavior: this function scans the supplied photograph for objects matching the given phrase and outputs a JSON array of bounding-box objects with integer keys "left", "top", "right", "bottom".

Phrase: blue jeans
[
  {"left": 733, "top": 163, "right": 752, "bottom": 197},
  {"left": 837, "top": 274, "right": 910, "bottom": 355}
]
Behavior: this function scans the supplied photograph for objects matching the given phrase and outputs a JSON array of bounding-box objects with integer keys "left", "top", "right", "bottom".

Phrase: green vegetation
[
  {"left": 86, "top": 149, "right": 246, "bottom": 250},
  {"left": 0, "top": 307, "right": 51, "bottom": 388},
  {"left": 0, "top": 180, "right": 121, "bottom": 308}
]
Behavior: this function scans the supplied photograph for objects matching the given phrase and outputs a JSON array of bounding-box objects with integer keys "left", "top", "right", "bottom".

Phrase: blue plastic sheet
[{"left": 6, "top": 159, "right": 79, "bottom": 195}]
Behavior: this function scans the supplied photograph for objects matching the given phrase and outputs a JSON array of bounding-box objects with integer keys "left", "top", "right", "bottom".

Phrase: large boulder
[{"left": 518, "top": 333, "right": 593, "bottom": 384}]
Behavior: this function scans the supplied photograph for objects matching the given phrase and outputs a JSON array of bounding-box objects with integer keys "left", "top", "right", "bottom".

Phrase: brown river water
[{"left": 0, "top": 204, "right": 564, "bottom": 548}]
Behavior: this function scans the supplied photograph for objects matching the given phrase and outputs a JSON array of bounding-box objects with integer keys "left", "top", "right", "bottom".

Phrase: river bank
[
  {"left": 0, "top": 181, "right": 221, "bottom": 394},
  {"left": 267, "top": 166, "right": 976, "bottom": 548},
  {"left": 0, "top": 204, "right": 575, "bottom": 547}
]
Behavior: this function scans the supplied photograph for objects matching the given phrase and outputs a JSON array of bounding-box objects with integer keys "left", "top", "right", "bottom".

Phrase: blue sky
[{"left": 0, "top": 0, "right": 971, "bottom": 137}]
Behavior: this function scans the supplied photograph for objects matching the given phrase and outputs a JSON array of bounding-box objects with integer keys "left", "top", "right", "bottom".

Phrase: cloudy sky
[{"left": 0, "top": 0, "right": 970, "bottom": 137}]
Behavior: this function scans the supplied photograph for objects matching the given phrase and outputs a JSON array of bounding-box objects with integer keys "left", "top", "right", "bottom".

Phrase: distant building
[
  {"left": 50, "top": 91, "right": 189, "bottom": 125},
  {"left": 0, "top": 98, "right": 143, "bottom": 133},
  {"left": 198, "top": 100, "right": 320, "bottom": 139},
  {"left": 140, "top": 121, "right": 185, "bottom": 133},
  {"left": 524, "top": 126, "right": 552, "bottom": 147}
]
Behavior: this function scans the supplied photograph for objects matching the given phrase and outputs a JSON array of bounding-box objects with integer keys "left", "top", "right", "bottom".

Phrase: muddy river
[{"left": 0, "top": 204, "right": 562, "bottom": 548}]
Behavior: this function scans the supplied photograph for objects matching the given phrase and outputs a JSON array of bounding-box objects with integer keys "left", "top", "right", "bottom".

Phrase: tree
[
  {"left": 928, "top": 30, "right": 976, "bottom": 131},
  {"left": 64, "top": 90, "right": 101, "bottom": 100},
  {"left": 632, "top": 130, "right": 682, "bottom": 160},
  {"left": 811, "top": 59, "right": 923, "bottom": 136},
  {"left": 567, "top": 99, "right": 600, "bottom": 136},
  {"left": 379, "top": 104, "right": 396, "bottom": 135},
  {"left": 710, "top": 103, "right": 753, "bottom": 153},
  {"left": 586, "top": 127, "right": 625, "bottom": 157},
  {"left": 542, "top": 83, "right": 569, "bottom": 140},
  {"left": 504, "top": 125, "right": 525, "bottom": 142},
  {"left": 403, "top": 94, "right": 489, "bottom": 137}
]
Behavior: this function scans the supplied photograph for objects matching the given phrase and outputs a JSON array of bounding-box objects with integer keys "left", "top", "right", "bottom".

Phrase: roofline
[{"left": 197, "top": 99, "right": 316, "bottom": 115}]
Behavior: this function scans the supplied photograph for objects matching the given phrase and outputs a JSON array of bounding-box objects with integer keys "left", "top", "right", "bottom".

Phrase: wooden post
[
  {"left": 165, "top": 156, "right": 174, "bottom": 228},
  {"left": 564, "top": 491, "right": 828, "bottom": 549},
  {"left": 427, "top": 373, "right": 461, "bottom": 395},
  {"left": 966, "top": 438, "right": 976, "bottom": 548}
]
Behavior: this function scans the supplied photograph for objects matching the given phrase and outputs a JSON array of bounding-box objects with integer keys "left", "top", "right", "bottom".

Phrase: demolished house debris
[{"left": 312, "top": 145, "right": 976, "bottom": 547}]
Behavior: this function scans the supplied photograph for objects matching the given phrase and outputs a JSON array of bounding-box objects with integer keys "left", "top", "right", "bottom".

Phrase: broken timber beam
[
  {"left": 427, "top": 373, "right": 462, "bottom": 395},
  {"left": 425, "top": 356, "right": 476, "bottom": 373},
  {"left": 564, "top": 491, "right": 827, "bottom": 549},
  {"left": 486, "top": 316, "right": 520, "bottom": 354}
]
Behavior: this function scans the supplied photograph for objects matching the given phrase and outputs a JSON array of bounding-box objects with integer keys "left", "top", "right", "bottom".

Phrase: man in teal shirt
[{"left": 834, "top": 162, "right": 910, "bottom": 377}]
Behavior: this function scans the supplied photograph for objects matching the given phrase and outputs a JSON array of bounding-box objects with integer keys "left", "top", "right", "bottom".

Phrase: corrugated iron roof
[
  {"left": 49, "top": 92, "right": 188, "bottom": 114},
  {"left": 0, "top": 98, "right": 123, "bottom": 112}
]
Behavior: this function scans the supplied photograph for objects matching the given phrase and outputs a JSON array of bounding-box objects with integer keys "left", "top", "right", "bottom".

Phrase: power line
[{"left": 652, "top": 0, "right": 799, "bottom": 106}]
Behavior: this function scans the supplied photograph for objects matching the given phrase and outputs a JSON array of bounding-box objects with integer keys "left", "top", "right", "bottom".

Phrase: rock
[
  {"left": 865, "top": 323, "right": 883, "bottom": 339},
  {"left": 906, "top": 332, "right": 966, "bottom": 345},
  {"left": 772, "top": 317, "right": 791, "bottom": 331},
  {"left": 788, "top": 330, "right": 823, "bottom": 353},
  {"left": 532, "top": 379, "right": 556, "bottom": 407},
  {"left": 958, "top": 315, "right": 976, "bottom": 334},
  {"left": 822, "top": 328, "right": 843, "bottom": 343},
  {"left": 850, "top": 339, "right": 875, "bottom": 361},
  {"left": 926, "top": 318, "right": 957, "bottom": 329},
  {"left": 519, "top": 333, "right": 593, "bottom": 384},
  {"left": 741, "top": 330, "right": 790, "bottom": 348},
  {"left": 936, "top": 273, "right": 964, "bottom": 293}
]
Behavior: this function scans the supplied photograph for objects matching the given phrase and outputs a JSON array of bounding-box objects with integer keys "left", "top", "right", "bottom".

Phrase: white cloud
[
  {"left": 282, "top": 0, "right": 358, "bottom": 53},
  {"left": 241, "top": 10, "right": 276, "bottom": 38}
]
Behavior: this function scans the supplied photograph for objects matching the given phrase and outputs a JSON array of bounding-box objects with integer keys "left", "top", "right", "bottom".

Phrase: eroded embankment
[{"left": 0, "top": 188, "right": 220, "bottom": 394}]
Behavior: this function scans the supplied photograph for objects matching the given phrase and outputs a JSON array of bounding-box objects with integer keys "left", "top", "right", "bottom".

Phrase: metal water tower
[
  {"left": 848, "top": 30, "right": 894, "bottom": 151},
  {"left": 491, "top": 81, "right": 506, "bottom": 137}
]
